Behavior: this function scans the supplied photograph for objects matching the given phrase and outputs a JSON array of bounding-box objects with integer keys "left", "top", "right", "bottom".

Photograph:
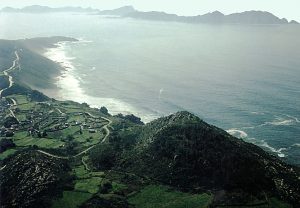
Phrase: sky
[{"left": 0, "top": 0, "right": 299, "bottom": 21}]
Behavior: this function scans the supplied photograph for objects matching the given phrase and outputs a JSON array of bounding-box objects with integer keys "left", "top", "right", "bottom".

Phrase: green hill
[{"left": 108, "top": 112, "right": 300, "bottom": 206}]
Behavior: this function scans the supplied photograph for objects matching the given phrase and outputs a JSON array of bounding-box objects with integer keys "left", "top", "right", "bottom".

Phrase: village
[{"left": 0, "top": 94, "right": 110, "bottom": 157}]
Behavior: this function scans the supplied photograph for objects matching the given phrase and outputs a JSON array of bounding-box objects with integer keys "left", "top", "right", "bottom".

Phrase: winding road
[
  {"left": 0, "top": 52, "right": 20, "bottom": 171},
  {"left": 82, "top": 157, "right": 90, "bottom": 171},
  {"left": 37, "top": 113, "right": 112, "bottom": 160},
  {"left": 0, "top": 51, "right": 112, "bottom": 169},
  {"left": 0, "top": 51, "right": 20, "bottom": 98}
]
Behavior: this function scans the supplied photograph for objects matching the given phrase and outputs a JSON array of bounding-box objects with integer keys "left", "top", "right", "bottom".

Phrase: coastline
[
  {"left": 42, "top": 39, "right": 158, "bottom": 123},
  {"left": 1, "top": 36, "right": 299, "bottom": 165},
  {"left": 30, "top": 38, "right": 300, "bottom": 164}
]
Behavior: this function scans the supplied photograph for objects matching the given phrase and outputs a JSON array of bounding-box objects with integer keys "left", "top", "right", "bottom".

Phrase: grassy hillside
[
  {"left": 0, "top": 37, "right": 77, "bottom": 91},
  {"left": 13, "top": 47, "right": 62, "bottom": 89},
  {"left": 0, "top": 40, "right": 16, "bottom": 72},
  {"left": 107, "top": 112, "right": 300, "bottom": 206}
]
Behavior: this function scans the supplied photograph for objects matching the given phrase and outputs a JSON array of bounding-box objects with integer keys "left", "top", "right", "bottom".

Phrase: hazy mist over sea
[{"left": 0, "top": 13, "right": 299, "bottom": 164}]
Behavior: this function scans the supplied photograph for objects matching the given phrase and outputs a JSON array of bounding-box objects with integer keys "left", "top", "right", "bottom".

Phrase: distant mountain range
[
  {"left": 0, "top": 5, "right": 98, "bottom": 13},
  {"left": 126, "top": 10, "right": 299, "bottom": 24},
  {"left": 1, "top": 5, "right": 298, "bottom": 24}
]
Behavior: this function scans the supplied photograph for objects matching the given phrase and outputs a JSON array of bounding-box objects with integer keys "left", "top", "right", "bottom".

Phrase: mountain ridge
[
  {"left": 124, "top": 9, "right": 297, "bottom": 24},
  {"left": 1, "top": 5, "right": 298, "bottom": 24}
]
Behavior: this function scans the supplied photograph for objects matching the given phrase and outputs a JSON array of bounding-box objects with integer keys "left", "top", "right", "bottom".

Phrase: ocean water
[{"left": 0, "top": 13, "right": 299, "bottom": 164}]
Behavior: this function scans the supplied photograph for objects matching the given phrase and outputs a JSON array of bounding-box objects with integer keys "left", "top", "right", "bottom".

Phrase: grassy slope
[
  {"left": 0, "top": 75, "right": 9, "bottom": 89},
  {"left": 14, "top": 46, "right": 62, "bottom": 89},
  {"left": 51, "top": 191, "right": 92, "bottom": 208},
  {"left": 1, "top": 37, "right": 77, "bottom": 91},
  {"left": 128, "top": 185, "right": 213, "bottom": 208},
  {"left": 0, "top": 40, "right": 15, "bottom": 72}
]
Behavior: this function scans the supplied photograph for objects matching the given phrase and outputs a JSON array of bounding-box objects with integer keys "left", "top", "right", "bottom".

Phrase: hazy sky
[{"left": 0, "top": 0, "right": 299, "bottom": 21}]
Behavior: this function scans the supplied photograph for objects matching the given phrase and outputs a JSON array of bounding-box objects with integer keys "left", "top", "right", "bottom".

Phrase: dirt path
[
  {"left": 37, "top": 150, "right": 69, "bottom": 160},
  {"left": 0, "top": 165, "right": 6, "bottom": 171},
  {"left": 11, "top": 98, "right": 17, "bottom": 106},
  {"left": 82, "top": 157, "right": 90, "bottom": 171}
]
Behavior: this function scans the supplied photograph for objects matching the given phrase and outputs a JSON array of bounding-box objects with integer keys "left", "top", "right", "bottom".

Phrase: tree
[
  {"left": 99, "top": 106, "right": 109, "bottom": 115},
  {"left": 0, "top": 139, "right": 16, "bottom": 153},
  {"left": 66, "top": 135, "right": 75, "bottom": 141},
  {"left": 3, "top": 117, "right": 19, "bottom": 128},
  {"left": 42, "top": 131, "right": 48, "bottom": 137},
  {"left": 90, "top": 144, "right": 116, "bottom": 170}
]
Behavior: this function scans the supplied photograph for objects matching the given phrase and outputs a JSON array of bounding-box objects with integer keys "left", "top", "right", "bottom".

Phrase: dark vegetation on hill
[
  {"left": 115, "top": 114, "right": 144, "bottom": 125},
  {"left": 0, "top": 139, "right": 16, "bottom": 153},
  {"left": 3, "top": 116, "right": 19, "bottom": 128},
  {"left": 1, "top": 82, "right": 49, "bottom": 102},
  {"left": 89, "top": 112, "right": 300, "bottom": 206},
  {"left": 0, "top": 150, "right": 72, "bottom": 208}
]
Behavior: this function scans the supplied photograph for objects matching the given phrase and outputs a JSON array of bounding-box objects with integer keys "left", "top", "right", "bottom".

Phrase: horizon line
[{"left": 0, "top": 4, "right": 299, "bottom": 22}]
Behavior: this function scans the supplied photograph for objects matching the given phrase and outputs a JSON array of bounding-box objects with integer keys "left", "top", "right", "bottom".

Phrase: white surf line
[{"left": 283, "top": 114, "right": 300, "bottom": 123}]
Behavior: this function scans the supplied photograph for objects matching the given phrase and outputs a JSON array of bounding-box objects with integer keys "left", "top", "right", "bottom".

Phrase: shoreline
[
  {"left": 41, "top": 39, "right": 159, "bottom": 123},
  {"left": 0, "top": 36, "right": 298, "bottom": 165}
]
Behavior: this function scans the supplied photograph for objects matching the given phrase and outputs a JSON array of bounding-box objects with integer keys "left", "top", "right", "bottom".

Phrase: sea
[{"left": 0, "top": 13, "right": 299, "bottom": 165}]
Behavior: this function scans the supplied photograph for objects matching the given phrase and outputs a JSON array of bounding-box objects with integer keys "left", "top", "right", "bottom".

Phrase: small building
[{"left": 89, "top": 129, "right": 97, "bottom": 133}]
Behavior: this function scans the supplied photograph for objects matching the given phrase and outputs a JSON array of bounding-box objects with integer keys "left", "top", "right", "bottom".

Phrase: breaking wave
[
  {"left": 226, "top": 129, "right": 248, "bottom": 139},
  {"left": 43, "top": 41, "right": 158, "bottom": 123},
  {"left": 227, "top": 128, "right": 287, "bottom": 158}
]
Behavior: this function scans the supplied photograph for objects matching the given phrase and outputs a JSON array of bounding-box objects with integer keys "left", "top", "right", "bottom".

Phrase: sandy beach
[{"left": 42, "top": 40, "right": 156, "bottom": 123}]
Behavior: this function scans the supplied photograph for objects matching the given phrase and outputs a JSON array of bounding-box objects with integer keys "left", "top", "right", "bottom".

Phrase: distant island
[
  {"left": 1, "top": 5, "right": 298, "bottom": 25},
  {"left": 0, "top": 5, "right": 98, "bottom": 13}
]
